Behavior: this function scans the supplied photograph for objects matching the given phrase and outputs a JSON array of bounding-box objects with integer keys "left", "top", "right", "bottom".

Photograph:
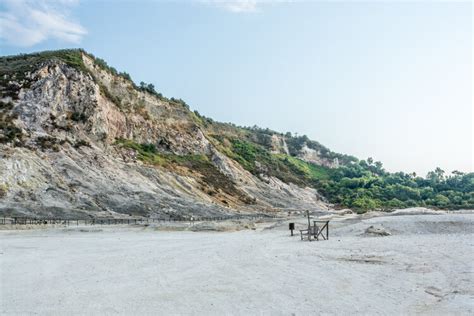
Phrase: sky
[{"left": 0, "top": 0, "right": 472, "bottom": 176}]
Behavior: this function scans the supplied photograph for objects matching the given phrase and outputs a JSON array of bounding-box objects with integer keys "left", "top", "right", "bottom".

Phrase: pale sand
[{"left": 0, "top": 213, "right": 473, "bottom": 315}]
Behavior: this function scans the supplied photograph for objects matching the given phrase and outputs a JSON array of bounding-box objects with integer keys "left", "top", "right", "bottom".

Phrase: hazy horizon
[{"left": 1, "top": 0, "right": 472, "bottom": 176}]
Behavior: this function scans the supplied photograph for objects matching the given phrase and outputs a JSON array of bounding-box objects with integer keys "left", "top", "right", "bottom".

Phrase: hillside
[{"left": 0, "top": 49, "right": 472, "bottom": 218}]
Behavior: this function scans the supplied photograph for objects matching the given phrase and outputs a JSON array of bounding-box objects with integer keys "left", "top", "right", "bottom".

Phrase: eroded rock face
[
  {"left": 269, "top": 134, "right": 289, "bottom": 155},
  {"left": 0, "top": 53, "right": 328, "bottom": 218},
  {"left": 297, "top": 145, "right": 339, "bottom": 168},
  {"left": 13, "top": 58, "right": 211, "bottom": 155}
]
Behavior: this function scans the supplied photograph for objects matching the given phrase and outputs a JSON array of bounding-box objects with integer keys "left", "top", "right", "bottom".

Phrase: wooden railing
[{"left": 0, "top": 214, "right": 280, "bottom": 226}]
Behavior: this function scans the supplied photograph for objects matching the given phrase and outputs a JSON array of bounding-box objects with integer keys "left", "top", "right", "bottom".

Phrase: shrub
[
  {"left": 0, "top": 184, "right": 7, "bottom": 198},
  {"left": 74, "top": 139, "right": 91, "bottom": 148},
  {"left": 70, "top": 111, "right": 87, "bottom": 122},
  {"left": 0, "top": 126, "right": 22, "bottom": 143},
  {"left": 36, "top": 136, "right": 61, "bottom": 151},
  {"left": 138, "top": 82, "right": 163, "bottom": 99},
  {"left": 119, "top": 72, "right": 132, "bottom": 81}
]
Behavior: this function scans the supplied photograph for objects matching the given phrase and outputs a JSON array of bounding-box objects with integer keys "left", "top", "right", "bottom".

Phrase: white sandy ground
[{"left": 0, "top": 212, "right": 473, "bottom": 315}]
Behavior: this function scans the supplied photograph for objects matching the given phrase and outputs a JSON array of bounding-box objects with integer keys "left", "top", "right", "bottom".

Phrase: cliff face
[{"left": 0, "top": 50, "right": 341, "bottom": 218}]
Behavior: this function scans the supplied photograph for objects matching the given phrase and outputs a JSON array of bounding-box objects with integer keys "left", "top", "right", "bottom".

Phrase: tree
[
  {"left": 352, "top": 197, "right": 378, "bottom": 210},
  {"left": 375, "top": 161, "right": 383, "bottom": 171},
  {"left": 433, "top": 194, "right": 450, "bottom": 207},
  {"left": 119, "top": 72, "right": 132, "bottom": 81},
  {"left": 427, "top": 167, "right": 445, "bottom": 184},
  {"left": 387, "top": 198, "right": 405, "bottom": 208}
]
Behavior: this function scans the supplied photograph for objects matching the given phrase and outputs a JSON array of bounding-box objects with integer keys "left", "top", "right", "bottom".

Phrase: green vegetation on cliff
[
  {"left": 0, "top": 49, "right": 87, "bottom": 77},
  {"left": 224, "top": 137, "right": 330, "bottom": 186},
  {"left": 210, "top": 131, "right": 473, "bottom": 211},
  {"left": 187, "top": 92, "right": 473, "bottom": 212}
]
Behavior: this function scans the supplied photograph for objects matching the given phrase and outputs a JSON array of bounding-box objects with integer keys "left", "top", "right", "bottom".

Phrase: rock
[
  {"left": 365, "top": 225, "right": 391, "bottom": 236},
  {"left": 0, "top": 51, "right": 331, "bottom": 218}
]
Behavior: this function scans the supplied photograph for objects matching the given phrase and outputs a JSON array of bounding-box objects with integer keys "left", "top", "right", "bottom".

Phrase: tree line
[{"left": 317, "top": 159, "right": 473, "bottom": 211}]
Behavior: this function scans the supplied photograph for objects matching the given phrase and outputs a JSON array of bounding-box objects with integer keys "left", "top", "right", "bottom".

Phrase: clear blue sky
[{"left": 1, "top": 0, "right": 472, "bottom": 176}]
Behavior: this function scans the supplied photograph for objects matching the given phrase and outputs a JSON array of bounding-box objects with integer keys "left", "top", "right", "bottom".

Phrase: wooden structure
[
  {"left": 299, "top": 211, "right": 329, "bottom": 241},
  {"left": 0, "top": 214, "right": 279, "bottom": 226}
]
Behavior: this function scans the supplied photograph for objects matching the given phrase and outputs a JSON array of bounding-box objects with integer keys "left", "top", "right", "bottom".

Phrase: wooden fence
[{"left": 0, "top": 215, "right": 279, "bottom": 226}]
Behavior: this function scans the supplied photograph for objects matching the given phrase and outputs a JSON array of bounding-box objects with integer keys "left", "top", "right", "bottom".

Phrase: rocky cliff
[{"left": 0, "top": 50, "right": 352, "bottom": 218}]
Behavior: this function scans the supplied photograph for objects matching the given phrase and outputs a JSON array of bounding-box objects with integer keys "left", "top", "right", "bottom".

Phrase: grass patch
[
  {"left": 0, "top": 49, "right": 87, "bottom": 79},
  {"left": 116, "top": 138, "right": 211, "bottom": 168},
  {"left": 0, "top": 49, "right": 131, "bottom": 83},
  {"left": 220, "top": 138, "right": 331, "bottom": 187},
  {"left": 276, "top": 154, "right": 331, "bottom": 181},
  {"left": 115, "top": 138, "right": 254, "bottom": 204}
]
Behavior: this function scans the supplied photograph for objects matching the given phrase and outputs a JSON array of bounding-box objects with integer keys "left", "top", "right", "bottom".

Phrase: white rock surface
[{"left": 1, "top": 213, "right": 472, "bottom": 315}]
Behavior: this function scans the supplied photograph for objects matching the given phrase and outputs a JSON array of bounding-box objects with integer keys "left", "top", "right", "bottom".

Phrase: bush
[
  {"left": 74, "top": 139, "right": 91, "bottom": 148},
  {"left": 138, "top": 82, "right": 163, "bottom": 99},
  {"left": 70, "top": 111, "right": 87, "bottom": 122},
  {"left": 119, "top": 72, "right": 132, "bottom": 81},
  {"left": 352, "top": 197, "right": 379, "bottom": 210},
  {"left": 0, "top": 184, "right": 7, "bottom": 198},
  {"left": 170, "top": 98, "right": 190, "bottom": 110},
  {"left": 36, "top": 136, "right": 61, "bottom": 151}
]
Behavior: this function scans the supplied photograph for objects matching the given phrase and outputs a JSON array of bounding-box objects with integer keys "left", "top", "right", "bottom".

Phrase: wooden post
[
  {"left": 327, "top": 221, "right": 329, "bottom": 240},
  {"left": 306, "top": 210, "right": 311, "bottom": 241}
]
